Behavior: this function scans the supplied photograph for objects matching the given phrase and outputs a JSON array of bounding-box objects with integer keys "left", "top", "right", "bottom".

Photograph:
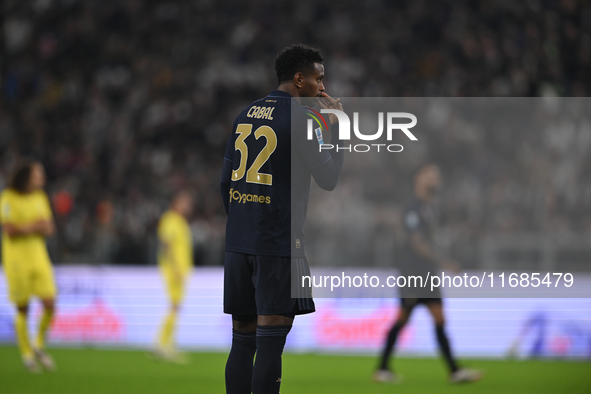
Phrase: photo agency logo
[{"left": 305, "top": 108, "right": 418, "bottom": 153}]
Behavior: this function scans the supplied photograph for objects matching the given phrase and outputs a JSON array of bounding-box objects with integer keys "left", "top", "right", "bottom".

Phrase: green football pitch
[{"left": 1, "top": 346, "right": 590, "bottom": 394}]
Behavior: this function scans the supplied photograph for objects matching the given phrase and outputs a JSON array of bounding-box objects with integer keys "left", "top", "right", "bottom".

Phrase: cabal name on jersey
[{"left": 246, "top": 106, "right": 275, "bottom": 120}]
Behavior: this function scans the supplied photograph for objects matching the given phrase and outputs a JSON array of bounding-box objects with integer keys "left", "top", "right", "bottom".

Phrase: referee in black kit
[
  {"left": 375, "top": 164, "right": 483, "bottom": 384},
  {"left": 220, "top": 44, "right": 344, "bottom": 394}
]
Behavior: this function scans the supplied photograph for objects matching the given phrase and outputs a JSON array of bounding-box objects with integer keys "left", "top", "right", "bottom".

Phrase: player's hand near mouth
[{"left": 318, "top": 92, "right": 343, "bottom": 124}]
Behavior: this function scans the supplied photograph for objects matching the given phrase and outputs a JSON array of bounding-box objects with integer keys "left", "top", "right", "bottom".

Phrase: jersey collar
[{"left": 267, "top": 90, "right": 293, "bottom": 98}]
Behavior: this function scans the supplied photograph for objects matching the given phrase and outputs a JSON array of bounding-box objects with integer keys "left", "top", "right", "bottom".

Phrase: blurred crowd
[{"left": 1, "top": 0, "right": 590, "bottom": 266}]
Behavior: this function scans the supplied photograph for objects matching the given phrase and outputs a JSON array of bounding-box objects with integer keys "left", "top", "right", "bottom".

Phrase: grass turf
[{"left": 1, "top": 346, "right": 590, "bottom": 394}]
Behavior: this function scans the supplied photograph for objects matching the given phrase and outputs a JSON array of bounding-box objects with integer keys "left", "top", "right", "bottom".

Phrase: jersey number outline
[{"left": 232, "top": 124, "right": 277, "bottom": 185}]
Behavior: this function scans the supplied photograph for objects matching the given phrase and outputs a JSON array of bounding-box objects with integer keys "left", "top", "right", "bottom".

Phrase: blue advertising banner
[{"left": 1, "top": 266, "right": 590, "bottom": 359}]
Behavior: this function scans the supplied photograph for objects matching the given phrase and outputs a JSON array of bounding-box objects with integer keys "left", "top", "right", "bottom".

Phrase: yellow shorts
[
  {"left": 3, "top": 260, "right": 57, "bottom": 306},
  {"left": 160, "top": 267, "right": 188, "bottom": 305}
]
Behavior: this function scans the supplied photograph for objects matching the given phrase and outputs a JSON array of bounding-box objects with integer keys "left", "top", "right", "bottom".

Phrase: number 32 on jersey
[{"left": 232, "top": 124, "right": 277, "bottom": 186}]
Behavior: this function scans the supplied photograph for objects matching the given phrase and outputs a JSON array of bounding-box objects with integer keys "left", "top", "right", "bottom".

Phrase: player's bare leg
[
  {"left": 155, "top": 302, "right": 187, "bottom": 364},
  {"left": 33, "top": 298, "right": 56, "bottom": 371},
  {"left": 374, "top": 306, "right": 412, "bottom": 383},
  {"left": 251, "top": 315, "right": 293, "bottom": 394},
  {"left": 226, "top": 316, "right": 257, "bottom": 394},
  {"left": 15, "top": 304, "right": 40, "bottom": 373},
  {"left": 425, "top": 302, "right": 482, "bottom": 383}
]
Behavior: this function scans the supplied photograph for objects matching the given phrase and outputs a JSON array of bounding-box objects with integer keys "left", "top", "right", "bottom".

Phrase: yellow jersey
[
  {"left": 157, "top": 210, "right": 192, "bottom": 275},
  {"left": 0, "top": 188, "right": 53, "bottom": 267}
]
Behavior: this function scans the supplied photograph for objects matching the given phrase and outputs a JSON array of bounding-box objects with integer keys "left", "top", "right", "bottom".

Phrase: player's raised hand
[
  {"left": 318, "top": 92, "right": 343, "bottom": 124},
  {"left": 318, "top": 92, "right": 342, "bottom": 110}
]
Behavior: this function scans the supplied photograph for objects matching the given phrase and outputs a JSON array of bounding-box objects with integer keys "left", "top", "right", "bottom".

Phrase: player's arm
[
  {"left": 220, "top": 158, "right": 232, "bottom": 215},
  {"left": 308, "top": 125, "right": 344, "bottom": 191},
  {"left": 2, "top": 220, "right": 53, "bottom": 237},
  {"left": 311, "top": 93, "right": 344, "bottom": 191},
  {"left": 409, "top": 232, "right": 459, "bottom": 272},
  {"left": 299, "top": 94, "right": 345, "bottom": 191},
  {"left": 159, "top": 233, "right": 183, "bottom": 283},
  {"left": 1, "top": 211, "right": 54, "bottom": 237},
  {"left": 33, "top": 192, "right": 56, "bottom": 236},
  {"left": 409, "top": 232, "right": 443, "bottom": 265},
  {"left": 42, "top": 219, "right": 55, "bottom": 236},
  {"left": 220, "top": 122, "right": 238, "bottom": 215},
  {"left": 0, "top": 194, "right": 54, "bottom": 237}
]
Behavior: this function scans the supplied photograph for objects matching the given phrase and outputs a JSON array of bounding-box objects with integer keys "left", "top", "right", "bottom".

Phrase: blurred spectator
[{"left": 91, "top": 201, "right": 118, "bottom": 264}]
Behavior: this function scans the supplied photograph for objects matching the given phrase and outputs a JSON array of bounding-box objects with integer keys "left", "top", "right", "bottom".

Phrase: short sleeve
[
  {"left": 40, "top": 192, "right": 53, "bottom": 220},
  {"left": 224, "top": 118, "right": 239, "bottom": 161},
  {"left": 0, "top": 193, "right": 11, "bottom": 224},
  {"left": 158, "top": 215, "right": 177, "bottom": 244}
]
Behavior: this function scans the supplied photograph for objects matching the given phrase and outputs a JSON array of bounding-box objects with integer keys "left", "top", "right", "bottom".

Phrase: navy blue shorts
[
  {"left": 400, "top": 297, "right": 442, "bottom": 310},
  {"left": 223, "top": 252, "right": 315, "bottom": 317}
]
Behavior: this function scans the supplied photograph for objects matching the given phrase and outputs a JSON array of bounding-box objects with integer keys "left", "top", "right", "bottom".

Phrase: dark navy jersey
[
  {"left": 399, "top": 197, "right": 437, "bottom": 275},
  {"left": 221, "top": 90, "right": 343, "bottom": 257}
]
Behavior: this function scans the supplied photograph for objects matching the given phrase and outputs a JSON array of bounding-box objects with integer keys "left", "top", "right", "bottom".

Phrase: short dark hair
[
  {"left": 275, "top": 44, "right": 323, "bottom": 84},
  {"left": 9, "top": 159, "right": 37, "bottom": 193}
]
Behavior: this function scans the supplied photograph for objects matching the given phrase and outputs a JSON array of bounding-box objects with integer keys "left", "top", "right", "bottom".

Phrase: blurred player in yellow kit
[
  {"left": 0, "top": 160, "right": 57, "bottom": 373},
  {"left": 154, "top": 191, "right": 193, "bottom": 363}
]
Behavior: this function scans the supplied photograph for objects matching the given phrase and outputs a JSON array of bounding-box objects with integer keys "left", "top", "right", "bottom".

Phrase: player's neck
[
  {"left": 171, "top": 207, "right": 187, "bottom": 218},
  {"left": 277, "top": 84, "right": 300, "bottom": 99}
]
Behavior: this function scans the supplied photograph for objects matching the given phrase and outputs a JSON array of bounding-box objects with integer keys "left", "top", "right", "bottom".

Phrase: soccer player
[
  {"left": 0, "top": 160, "right": 57, "bottom": 372},
  {"left": 221, "top": 44, "right": 344, "bottom": 394},
  {"left": 154, "top": 190, "right": 193, "bottom": 363},
  {"left": 374, "top": 164, "right": 482, "bottom": 383}
]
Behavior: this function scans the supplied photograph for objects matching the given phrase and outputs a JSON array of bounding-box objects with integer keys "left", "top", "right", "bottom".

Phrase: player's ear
[{"left": 294, "top": 72, "right": 305, "bottom": 89}]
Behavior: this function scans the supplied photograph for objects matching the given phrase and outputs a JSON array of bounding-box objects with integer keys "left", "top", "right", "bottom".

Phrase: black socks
[
  {"left": 252, "top": 325, "right": 292, "bottom": 394},
  {"left": 435, "top": 324, "right": 459, "bottom": 373},
  {"left": 226, "top": 330, "right": 257, "bottom": 394},
  {"left": 378, "top": 321, "right": 404, "bottom": 371},
  {"left": 379, "top": 321, "right": 459, "bottom": 374}
]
